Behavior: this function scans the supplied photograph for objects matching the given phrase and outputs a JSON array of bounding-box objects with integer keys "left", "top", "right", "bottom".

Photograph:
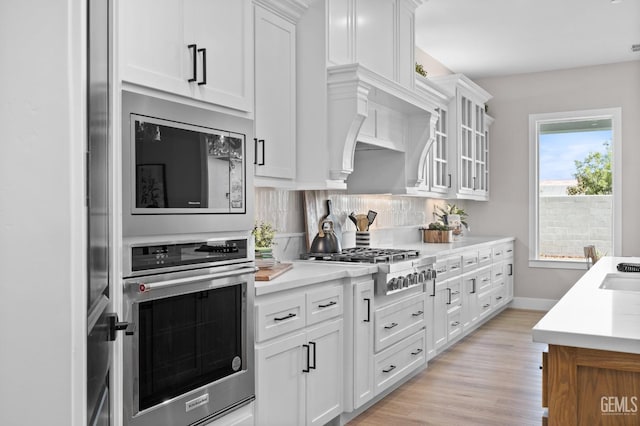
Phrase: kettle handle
[{"left": 318, "top": 219, "right": 334, "bottom": 237}]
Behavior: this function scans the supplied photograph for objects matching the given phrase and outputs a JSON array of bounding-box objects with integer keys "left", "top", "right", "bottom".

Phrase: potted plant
[
  {"left": 434, "top": 204, "right": 469, "bottom": 235},
  {"left": 419, "top": 221, "right": 453, "bottom": 243},
  {"left": 252, "top": 221, "right": 276, "bottom": 263}
]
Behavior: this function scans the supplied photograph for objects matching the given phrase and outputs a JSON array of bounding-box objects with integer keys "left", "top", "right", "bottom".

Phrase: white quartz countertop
[
  {"left": 532, "top": 256, "right": 640, "bottom": 354},
  {"left": 255, "top": 261, "right": 378, "bottom": 296},
  {"left": 389, "top": 235, "right": 515, "bottom": 258}
]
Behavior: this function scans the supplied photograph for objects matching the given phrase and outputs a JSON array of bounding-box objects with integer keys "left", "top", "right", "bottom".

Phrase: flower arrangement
[
  {"left": 434, "top": 204, "right": 469, "bottom": 230},
  {"left": 252, "top": 221, "right": 276, "bottom": 249}
]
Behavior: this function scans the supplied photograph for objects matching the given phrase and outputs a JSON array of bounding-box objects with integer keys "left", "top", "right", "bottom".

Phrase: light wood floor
[{"left": 347, "top": 308, "right": 547, "bottom": 426}]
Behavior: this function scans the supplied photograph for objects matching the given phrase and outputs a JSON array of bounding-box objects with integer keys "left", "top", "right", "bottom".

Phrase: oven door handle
[{"left": 131, "top": 265, "right": 258, "bottom": 292}]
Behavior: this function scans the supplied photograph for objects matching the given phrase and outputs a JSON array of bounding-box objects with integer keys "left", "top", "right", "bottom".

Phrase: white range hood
[{"left": 323, "top": 64, "right": 451, "bottom": 193}]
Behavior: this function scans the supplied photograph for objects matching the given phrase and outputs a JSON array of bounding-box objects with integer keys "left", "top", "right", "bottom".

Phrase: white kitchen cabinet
[
  {"left": 255, "top": 282, "right": 344, "bottom": 426},
  {"left": 351, "top": 280, "right": 374, "bottom": 409},
  {"left": 425, "top": 106, "right": 451, "bottom": 196},
  {"left": 253, "top": 3, "right": 297, "bottom": 185},
  {"left": 255, "top": 319, "right": 343, "bottom": 426},
  {"left": 255, "top": 331, "right": 307, "bottom": 426},
  {"left": 373, "top": 329, "right": 426, "bottom": 396},
  {"left": 461, "top": 272, "right": 478, "bottom": 330},
  {"left": 429, "top": 74, "right": 493, "bottom": 200},
  {"left": 374, "top": 292, "right": 426, "bottom": 352},
  {"left": 120, "top": 0, "right": 253, "bottom": 112},
  {"left": 306, "top": 319, "right": 343, "bottom": 426},
  {"left": 424, "top": 274, "right": 436, "bottom": 360},
  {"left": 326, "top": 0, "right": 421, "bottom": 88}
]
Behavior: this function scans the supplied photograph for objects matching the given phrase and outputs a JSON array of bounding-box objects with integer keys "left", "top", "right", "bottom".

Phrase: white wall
[
  {"left": 467, "top": 60, "right": 640, "bottom": 300},
  {"left": 0, "top": 1, "right": 86, "bottom": 425}
]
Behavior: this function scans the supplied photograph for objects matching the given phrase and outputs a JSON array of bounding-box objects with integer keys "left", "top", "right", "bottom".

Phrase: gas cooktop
[
  {"left": 301, "top": 247, "right": 435, "bottom": 296},
  {"left": 302, "top": 247, "right": 420, "bottom": 264}
]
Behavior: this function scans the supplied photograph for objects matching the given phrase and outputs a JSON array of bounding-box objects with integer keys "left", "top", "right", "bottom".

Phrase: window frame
[{"left": 528, "top": 108, "right": 622, "bottom": 269}]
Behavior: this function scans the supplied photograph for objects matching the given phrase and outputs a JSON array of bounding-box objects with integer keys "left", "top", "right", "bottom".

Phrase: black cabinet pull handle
[
  {"left": 302, "top": 344, "right": 310, "bottom": 373},
  {"left": 508, "top": 264, "right": 513, "bottom": 276},
  {"left": 188, "top": 44, "right": 197, "bottom": 82},
  {"left": 318, "top": 301, "right": 337, "bottom": 309},
  {"left": 274, "top": 313, "right": 296, "bottom": 322},
  {"left": 258, "top": 139, "right": 265, "bottom": 165},
  {"left": 382, "top": 365, "right": 396, "bottom": 373},
  {"left": 411, "top": 348, "right": 423, "bottom": 356},
  {"left": 412, "top": 310, "right": 424, "bottom": 317},
  {"left": 364, "top": 298, "right": 371, "bottom": 322},
  {"left": 197, "top": 48, "right": 207, "bottom": 85},
  {"left": 384, "top": 322, "right": 398, "bottom": 330},
  {"left": 448, "top": 173, "right": 452, "bottom": 188},
  {"left": 471, "top": 278, "right": 476, "bottom": 294},
  {"left": 253, "top": 138, "right": 258, "bottom": 165},
  {"left": 309, "top": 341, "right": 316, "bottom": 370},
  {"left": 446, "top": 288, "right": 452, "bottom": 305}
]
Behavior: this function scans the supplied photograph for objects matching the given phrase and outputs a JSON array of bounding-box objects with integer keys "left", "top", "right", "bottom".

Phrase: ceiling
[{"left": 415, "top": 0, "right": 640, "bottom": 79}]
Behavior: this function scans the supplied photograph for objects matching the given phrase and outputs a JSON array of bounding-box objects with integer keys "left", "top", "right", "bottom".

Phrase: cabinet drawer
[
  {"left": 447, "top": 256, "right": 462, "bottom": 276},
  {"left": 478, "top": 292, "right": 493, "bottom": 320},
  {"left": 434, "top": 260, "right": 448, "bottom": 280},
  {"left": 492, "top": 263, "right": 506, "bottom": 283},
  {"left": 476, "top": 268, "right": 492, "bottom": 293},
  {"left": 255, "top": 294, "right": 306, "bottom": 342},
  {"left": 494, "top": 242, "right": 514, "bottom": 260},
  {"left": 462, "top": 251, "right": 479, "bottom": 271},
  {"left": 306, "top": 285, "right": 343, "bottom": 326},
  {"left": 374, "top": 329, "right": 426, "bottom": 396},
  {"left": 447, "top": 307, "right": 462, "bottom": 341},
  {"left": 435, "top": 256, "right": 461, "bottom": 281},
  {"left": 478, "top": 248, "right": 492, "bottom": 266},
  {"left": 374, "top": 293, "right": 426, "bottom": 352},
  {"left": 493, "top": 286, "right": 506, "bottom": 308}
]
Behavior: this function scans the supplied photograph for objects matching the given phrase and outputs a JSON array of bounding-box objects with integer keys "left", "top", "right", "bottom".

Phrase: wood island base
[{"left": 542, "top": 344, "right": 640, "bottom": 425}]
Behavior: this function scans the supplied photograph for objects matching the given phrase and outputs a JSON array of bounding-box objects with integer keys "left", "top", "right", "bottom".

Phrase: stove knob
[
  {"left": 404, "top": 274, "right": 412, "bottom": 286},
  {"left": 387, "top": 278, "right": 397, "bottom": 291}
]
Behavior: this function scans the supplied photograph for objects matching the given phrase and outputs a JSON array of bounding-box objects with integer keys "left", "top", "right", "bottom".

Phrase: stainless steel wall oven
[{"left": 122, "top": 236, "right": 255, "bottom": 426}]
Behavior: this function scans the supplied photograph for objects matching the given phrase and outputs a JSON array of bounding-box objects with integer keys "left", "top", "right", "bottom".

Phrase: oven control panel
[{"left": 130, "top": 238, "right": 248, "bottom": 272}]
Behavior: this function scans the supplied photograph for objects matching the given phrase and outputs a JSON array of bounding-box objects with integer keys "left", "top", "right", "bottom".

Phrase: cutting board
[{"left": 255, "top": 263, "right": 293, "bottom": 281}]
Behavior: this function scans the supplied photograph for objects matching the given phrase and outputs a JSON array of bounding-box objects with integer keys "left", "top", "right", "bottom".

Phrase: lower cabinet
[
  {"left": 255, "top": 282, "right": 344, "bottom": 426},
  {"left": 255, "top": 318, "right": 343, "bottom": 426},
  {"left": 542, "top": 344, "right": 640, "bottom": 425},
  {"left": 373, "top": 329, "right": 426, "bottom": 395},
  {"left": 351, "top": 280, "right": 374, "bottom": 410}
]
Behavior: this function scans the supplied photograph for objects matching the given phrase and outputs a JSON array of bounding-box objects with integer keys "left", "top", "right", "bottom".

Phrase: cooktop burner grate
[{"left": 303, "top": 247, "right": 420, "bottom": 264}]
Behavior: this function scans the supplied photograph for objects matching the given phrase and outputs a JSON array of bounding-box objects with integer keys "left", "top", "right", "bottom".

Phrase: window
[{"left": 529, "top": 108, "right": 621, "bottom": 269}]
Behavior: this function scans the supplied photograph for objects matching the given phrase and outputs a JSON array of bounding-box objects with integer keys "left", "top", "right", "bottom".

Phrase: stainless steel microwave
[{"left": 122, "top": 91, "right": 254, "bottom": 238}]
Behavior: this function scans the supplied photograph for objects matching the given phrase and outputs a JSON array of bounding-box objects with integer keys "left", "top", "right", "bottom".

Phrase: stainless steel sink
[{"left": 599, "top": 273, "right": 640, "bottom": 292}]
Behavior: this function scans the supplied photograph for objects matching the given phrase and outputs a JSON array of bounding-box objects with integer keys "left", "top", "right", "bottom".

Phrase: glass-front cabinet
[
  {"left": 427, "top": 107, "right": 451, "bottom": 195},
  {"left": 429, "top": 74, "right": 493, "bottom": 201}
]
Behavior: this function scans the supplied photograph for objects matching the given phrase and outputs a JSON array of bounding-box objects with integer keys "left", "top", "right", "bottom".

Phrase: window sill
[{"left": 529, "top": 259, "right": 590, "bottom": 270}]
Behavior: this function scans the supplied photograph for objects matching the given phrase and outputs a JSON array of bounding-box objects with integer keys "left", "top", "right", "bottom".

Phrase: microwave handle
[{"left": 129, "top": 265, "right": 257, "bottom": 293}]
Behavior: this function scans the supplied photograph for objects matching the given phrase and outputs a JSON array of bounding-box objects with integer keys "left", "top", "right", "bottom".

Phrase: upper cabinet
[
  {"left": 297, "top": 0, "right": 440, "bottom": 190},
  {"left": 327, "top": 0, "right": 420, "bottom": 89},
  {"left": 253, "top": 0, "right": 309, "bottom": 187},
  {"left": 119, "top": 0, "right": 253, "bottom": 113},
  {"left": 426, "top": 74, "right": 493, "bottom": 201}
]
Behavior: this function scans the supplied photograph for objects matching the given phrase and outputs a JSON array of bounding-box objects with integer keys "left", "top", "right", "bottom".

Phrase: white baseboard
[{"left": 510, "top": 297, "right": 558, "bottom": 311}]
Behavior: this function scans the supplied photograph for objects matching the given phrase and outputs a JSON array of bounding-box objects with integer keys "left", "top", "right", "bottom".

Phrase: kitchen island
[{"left": 533, "top": 257, "right": 640, "bottom": 425}]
